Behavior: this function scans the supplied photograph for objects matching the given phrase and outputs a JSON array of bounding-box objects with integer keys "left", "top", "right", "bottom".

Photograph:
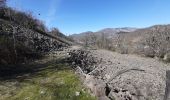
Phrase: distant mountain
[
  {"left": 70, "top": 24, "right": 170, "bottom": 59},
  {"left": 69, "top": 27, "right": 137, "bottom": 43},
  {"left": 95, "top": 27, "right": 137, "bottom": 38},
  {"left": 98, "top": 27, "right": 137, "bottom": 33},
  {"left": 70, "top": 31, "right": 93, "bottom": 39}
]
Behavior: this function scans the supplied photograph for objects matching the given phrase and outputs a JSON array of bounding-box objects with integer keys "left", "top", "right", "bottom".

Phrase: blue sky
[{"left": 7, "top": 0, "right": 170, "bottom": 35}]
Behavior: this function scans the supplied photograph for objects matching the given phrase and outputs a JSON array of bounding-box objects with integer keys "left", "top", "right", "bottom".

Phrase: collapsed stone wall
[{"left": 68, "top": 49, "right": 98, "bottom": 74}]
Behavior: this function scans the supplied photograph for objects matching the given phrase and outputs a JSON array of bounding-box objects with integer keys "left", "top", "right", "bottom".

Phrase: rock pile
[
  {"left": 164, "top": 53, "right": 170, "bottom": 62},
  {"left": 0, "top": 19, "right": 70, "bottom": 64},
  {"left": 68, "top": 49, "right": 98, "bottom": 74},
  {"left": 68, "top": 48, "right": 111, "bottom": 100},
  {"left": 0, "top": 19, "right": 70, "bottom": 52},
  {"left": 67, "top": 48, "right": 170, "bottom": 100}
]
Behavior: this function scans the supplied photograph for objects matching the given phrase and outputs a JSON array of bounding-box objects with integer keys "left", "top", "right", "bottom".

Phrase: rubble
[
  {"left": 68, "top": 48, "right": 170, "bottom": 100},
  {"left": 0, "top": 19, "right": 70, "bottom": 64},
  {"left": 68, "top": 49, "right": 98, "bottom": 74}
]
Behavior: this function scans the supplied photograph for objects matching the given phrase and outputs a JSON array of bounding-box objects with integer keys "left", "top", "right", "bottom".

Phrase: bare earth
[{"left": 86, "top": 48, "right": 170, "bottom": 100}]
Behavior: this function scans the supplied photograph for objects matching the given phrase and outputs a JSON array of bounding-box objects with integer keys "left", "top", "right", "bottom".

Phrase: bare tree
[
  {"left": 143, "top": 26, "right": 170, "bottom": 58},
  {"left": 83, "top": 33, "right": 90, "bottom": 46},
  {"left": 51, "top": 28, "right": 60, "bottom": 36},
  {"left": 115, "top": 34, "right": 128, "bottom": 54},
  {"left": 164, "top": 70, "right": 170, "bottom": 100},
  {"left": 5, "top": 6, "right": 18, "bottom": 63},
  {"left": 12, "top": 26, "right": 18, "bottom": 63},
  {"left": 0, "top": 0, "right": 6, "bottom": 8}
]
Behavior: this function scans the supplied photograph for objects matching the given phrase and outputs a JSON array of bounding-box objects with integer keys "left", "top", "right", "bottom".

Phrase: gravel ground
[
  {"left": 86, "top": 49, "right": 170, "bottom": 100},
  {"left": 62, "top": 46, "right": 170, "bottom": 100}
]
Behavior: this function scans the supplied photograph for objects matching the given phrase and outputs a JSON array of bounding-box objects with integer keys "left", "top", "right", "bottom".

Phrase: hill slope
[
  {"left": 0, "top": 7, "right": 71, "bottom": 64},
  {"left": 70, "top": 25, "right": 170, "bottom": 61},
  {"left": 70, "top": 27, "right": 137, "bottom": 43}
]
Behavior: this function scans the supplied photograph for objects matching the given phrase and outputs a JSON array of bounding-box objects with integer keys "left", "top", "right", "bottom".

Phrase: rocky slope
[
  {"left": 0, "top": 18, "right": 71, "bottom": 64},
  {"left": 69, "top": 47, "right": 170, "bottom": 100},
  {"left": 0, "top": 7, "right": 72, "bottom": 64}
]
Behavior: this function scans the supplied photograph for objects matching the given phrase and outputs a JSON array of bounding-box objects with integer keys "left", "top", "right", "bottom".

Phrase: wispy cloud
[
  {"left": 46, "top": 0, "right": 61, "bottom": 27},
  {"left": 7, "top": 0, "right": 22, "bottom": 10}
]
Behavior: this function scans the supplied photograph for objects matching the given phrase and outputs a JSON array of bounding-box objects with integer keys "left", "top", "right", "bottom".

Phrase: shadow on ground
[
  {"left": 0, "top": 56, "right": 96, "bottom": 100},
  {"left": 0, "top": 57, "right": 69, "bottom": 80}
]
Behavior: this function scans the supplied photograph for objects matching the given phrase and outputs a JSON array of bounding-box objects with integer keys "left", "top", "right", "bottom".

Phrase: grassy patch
[{"left": 0, "top": 59, "right": 96, "bottom": 100}]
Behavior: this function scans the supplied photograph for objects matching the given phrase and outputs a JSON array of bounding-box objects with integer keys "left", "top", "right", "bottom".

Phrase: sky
[{"left": 7, "top": 0, "right": 170, "bottom": 35}]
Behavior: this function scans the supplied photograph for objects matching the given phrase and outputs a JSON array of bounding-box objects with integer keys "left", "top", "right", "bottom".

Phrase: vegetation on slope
[
  {"left": 71, "top": 25, "right": 170, "bottom": 62},
  {"left": 0, "top": 3, "right": 71, "bottom": 64}
]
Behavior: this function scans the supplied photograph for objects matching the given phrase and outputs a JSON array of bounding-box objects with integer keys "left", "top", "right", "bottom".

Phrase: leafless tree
[
  {"left": 0, "top": 0, "right": 6, "bottom": 8},
  {"left": 5, "top": 6, "right": 18, "bottom": 63},
  {"left": 144, "top": 26, "right": 170, "bottom": 58},
  {"left": 51, "top": 28, "right": 60, "bottom": 36},
  {"left": 115, "top": 34, "right": 128, "bottom": 54}
]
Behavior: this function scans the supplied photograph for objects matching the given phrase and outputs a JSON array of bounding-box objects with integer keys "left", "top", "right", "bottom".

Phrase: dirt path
[{"left": 85, "top": 49, "right": 170, "bottom": 100}]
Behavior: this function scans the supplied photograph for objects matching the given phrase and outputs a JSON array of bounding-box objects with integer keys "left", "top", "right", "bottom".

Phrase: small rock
[
  {"left": 24, "top": 97, "right": 30, "bottom": 100},
  {"left": 72, "top": 62, "right": 75, "bottom": 65},
  {"left": 163, "top": 53, "right": 170, "bottom": 62},
  {"left": 40, "top": 90, "right": 45, "bottom": 94},
  {"left": 75, "top": 91, "right": 80, "bottom": 96}
]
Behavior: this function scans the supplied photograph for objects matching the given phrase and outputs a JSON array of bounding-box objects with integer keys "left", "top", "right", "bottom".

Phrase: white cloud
[{"left": 46, "top": 0, "right": 61, "bottom": 27}]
